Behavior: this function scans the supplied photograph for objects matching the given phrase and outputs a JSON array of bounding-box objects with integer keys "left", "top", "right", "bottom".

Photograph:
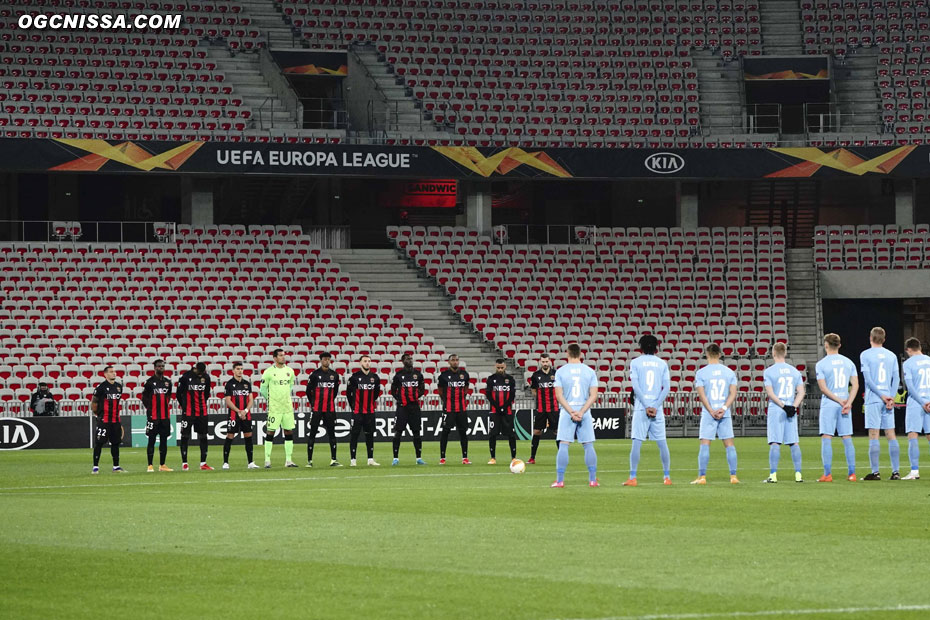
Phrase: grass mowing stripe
[{"left": 558, "top": 604, "right": 930, "bottom": 619}]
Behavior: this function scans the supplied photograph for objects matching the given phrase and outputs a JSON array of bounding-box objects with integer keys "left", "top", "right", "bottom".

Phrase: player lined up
[{"left": 87, "top": 330, "right": 930, "bottom": 484}]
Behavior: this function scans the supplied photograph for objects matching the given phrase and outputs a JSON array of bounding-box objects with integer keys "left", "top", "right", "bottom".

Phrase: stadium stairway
[
  {"left": 206, "top": 45, "right": 298, "bottom": 130},
  {"left": 785, "top": 247, "right": 823, "bottom": 374},
  {"left": 328, "top": 249, "right": 518, "bottom": 381},
  {"left": 759, "top": 0, "right": 803, "bottom": 55},
  {"left": 833, "top": 47, "right": 882, "bottom": 135},
  {"left": 242, "top": 0, "right": 296, "bottom": 48},
  {"left": 693, "top": 50, "right": 745, "bottom": 136},
  {"left": 351, "top": 47, "right": 440, "bottom": 137}
]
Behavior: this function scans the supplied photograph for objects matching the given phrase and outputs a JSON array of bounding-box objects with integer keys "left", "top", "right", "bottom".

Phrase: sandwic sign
[{"left": 1, "top": 138, "right": 928, "bottom": 179}]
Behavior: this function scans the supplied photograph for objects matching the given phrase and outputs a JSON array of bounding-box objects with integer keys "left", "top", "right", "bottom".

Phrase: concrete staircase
[
  {"left": 207, "top": 45, "right": 298, "bottom": 130},
  {"left": 785, "top": 248, "right": 823, "bottom": 373},
  {"left": 238, "top": 0, "right": 297, "bottom": 48},
  {"left": 693, "top": 50, "right": 746, "bottom": 136},
  {"left": 832, "top": 47, "right": 881, "bottom": 135},
  {"left": 352, "top": 47, "right": 435, "bottom": 135},
  {"left": 328, "top": 249, "right": 519, "bottom": 381},
  {"left": 759, "top": 0, "right": 803, "bottom": 55}
]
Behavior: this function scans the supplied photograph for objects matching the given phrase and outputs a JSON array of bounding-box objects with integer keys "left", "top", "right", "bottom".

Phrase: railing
[
  {"left": 0, "top": 220, "right": 175, "bottom": 244},
  {"left": 304, "top": 225, "right": 351, "bottom": 249},
  {"left": 258, "top": 47, "right": 303, "bottom": 126},
  {"left": 744, "top": 103, "right": 782, "bottom": 134},
  {"left": 0, "top": 390, "right": 826, "bottom": 438},
  {"left": 491, "top": 225, "right": 599, "bottom": 245}
]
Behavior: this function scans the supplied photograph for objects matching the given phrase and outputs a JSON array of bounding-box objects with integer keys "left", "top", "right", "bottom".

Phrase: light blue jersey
[
  {"left": 860, "top": 346, "right": 899, "bottom": 405},
  {"left": 694, "top": 363, "right": 737, "bottom": 416},
  {"left": 555, "top": 363, "right": 598, "bottom": 412},
  {"left": 903, "top": 354, "right": 930, "bottom": 434},
  {"left": 763, "top": 362, "right": 803, "bottom": 407},
  {"left": 629, "top": 355, "right": 670, "bottom": 412},
  {"left": 555, "top": 362, "right": 598, "bottom": 444},
  {"left": 815, "top": 354, "right": 857, "bottom": 402}
]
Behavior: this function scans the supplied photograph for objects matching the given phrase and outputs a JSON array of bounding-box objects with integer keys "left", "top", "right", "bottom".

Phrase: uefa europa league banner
[{"left": 0, "top": 138, "right": 927, "bottom": 179}]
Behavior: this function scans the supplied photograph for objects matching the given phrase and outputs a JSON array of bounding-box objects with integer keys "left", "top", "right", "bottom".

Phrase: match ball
[{"left": 510, "top": 459, "right": 526, "bottom": 474}]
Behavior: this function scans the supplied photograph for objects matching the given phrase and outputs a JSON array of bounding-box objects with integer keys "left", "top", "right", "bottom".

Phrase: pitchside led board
[
  {"left": 0, "top": 411, "right": 626, "bottom": 450},
  {"left": 378, "top": 179, "right": 458, "bottom": 208}
]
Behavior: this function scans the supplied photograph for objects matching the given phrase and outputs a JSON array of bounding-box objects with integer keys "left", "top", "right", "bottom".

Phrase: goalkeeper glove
[{"left": 783, "top": 405, "right": 796, "bottom": 418}]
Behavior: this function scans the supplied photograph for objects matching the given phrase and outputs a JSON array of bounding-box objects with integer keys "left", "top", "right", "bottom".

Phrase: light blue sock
[
  {"left": 869, "top": 439, "right": 880, "bottom": 473},
  {"left": 908, "top": 438, "right": 920, "bottom": 471},
  {"left": 725, "top": 445, "right": 738, "bottom": 475},
  {"left": 698, "top": 443, "right": 710, "bottom": 476},
  {"left": 629, "top": 439, "right": 642, "bottom": 478},
  {"left": 842, "top": 436, "right": 856, "bottom": 475},
  {"left": 768, "top": 444, "right": 780, "bottom": 475},
  {"left": 556, "top": 442, "right": 569, "bottom": 483},
  {"left": 821, "top": 437, "right": 833, "bottom": 475},
  {"left": 888, "top": 439, "right": 900, "bottom": 472},
  {"left": 656, "top": 439, "right": 671, "bottom": 477},
  {"left": 790, "top": 444, "right": 802, "bottom": 473},
  {"left": 583, "top": 442, "right": 597, "bottom": 482}
]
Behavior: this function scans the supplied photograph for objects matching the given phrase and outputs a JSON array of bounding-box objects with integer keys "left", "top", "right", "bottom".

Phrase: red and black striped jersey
[
  {"left": 141, "top": 375, "right": 173, "bottom": 420},
  {"left": 308, "top": 369, "right": 340, "bottom": 413},
  {"left": 391, "top": 369, "right": 425, "bottom": 407},
  {"left": 93, "top": 380, "right": 124, "bottom": 423},
  {"left": 530, "top": 369, "right": 558, "bottom": 413},
  {"left": 346, "top": 370, "right": 381, "bottom": 414},
  {"left": 176, "top": 371, "right": 211, "bottom": 417},
  {"left": 224, "top": 378, "right": 253, "bottom": 420},
  {"left": 438, "top": 369, "right": 470, "bottom": 413},
  {"left": 485, "top": 372, "right": 516, "bottom": 415}
]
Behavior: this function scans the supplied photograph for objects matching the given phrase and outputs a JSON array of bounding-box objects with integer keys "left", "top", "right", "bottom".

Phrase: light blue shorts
[
  {"left": 631, "top": 407, "right": 666, "bottom": 441},
  {"left": 766, "top": 403, "right": 799, "bottom": 445},
  {"left": 904, "top": 402, "right": 930, "bottom": 434},
  {"left": 864, "top": 402, "right": 895, "bottom": 430},
  {"left": 819, "top": 399, "right": 853, "bottom": 436},
  {"left": 557, "top": 410, "right": 595, "bottom": 443},
  {"left": 699, "top": 410, "right": 734, "bottom": 441}
]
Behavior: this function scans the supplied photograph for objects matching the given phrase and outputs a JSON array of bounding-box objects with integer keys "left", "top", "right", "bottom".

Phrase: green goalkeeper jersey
[{"left": 260, "top": 364, "right": 296, "bottom": 413}]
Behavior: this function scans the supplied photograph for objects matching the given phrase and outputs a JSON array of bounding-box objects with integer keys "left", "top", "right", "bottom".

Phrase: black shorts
[
  {"left": 394, "top": 404, "right": 422, "bottom": 436},
  {"left": 533, "top": 411, "right": 559, "bottom": 432},
  {"left": 350, "top": 413, "right": 376, "bottom": 436},
  {"left": 489, "top": 411, "right": 516, "bottom": 438},
  {"left": 146, "top": 418, "right": 171, "bottom": 437},
  {"left": 441, "top": 411, "right": 469, "bottom": 433},
  {"left": 180, "top": 414, "right": 207, "bottom": 436},
  {"left": 227, "top": 414, "right": 253, "bottom": 436},
  {"left": 95, "top": 421, "right": 123, "bottom": 445}
]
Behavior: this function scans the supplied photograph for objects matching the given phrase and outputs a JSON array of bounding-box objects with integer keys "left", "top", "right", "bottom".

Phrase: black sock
[
  {"left": 330, "top": 439, "right": 337, "bottom": 461},
  {"left": 440, "top": 432, "right": 449, "bottom": 459},
  {"left": 531, "top": 435, "right": 540, "bottom": 459},
  {"left": 460, "top": 437, "right": 468, "bottom": 459},
  {"left": 159, "top": 441, "right": 168, "bottom": 466},
  {"left": 147, "top": 435, "right": 156, "bottom": 466},
  {"left": 509, "top": 437, "right": 517, "bottom": 459},
  {"left": 93, "top": 440, "right": 104, "bottom": 466},
  {"left": 350, "top": 439, "right": 358, "bottom": 460},
  {"left": 200, "top": 436, "right": 208, "bottom": 463},
  {"left": 244, "top": 435, "right": 253, "bottom": 462},
  {"left": 412, "top": 433, "right": 422, "bottom": 458},
  {"left": 489, "top": 436, "right": 496, "bottom": 459},
  {"left": 223, "top": 436, "right": 233, "bottom": 464},
  {"left": 366, "top": 436, "right": 374, "bottom": 460},
  {"left": 307, "top": 439, "right": 314, "bottom": 462},
  {"left": 110, "top": 443, "right": 119, "bottom": 467},
  {"left": 393, "top": 436, "right": 400, "bottom": 459},
  {"left": 180, "top": 436, "right": 189, "bottom": 463}
]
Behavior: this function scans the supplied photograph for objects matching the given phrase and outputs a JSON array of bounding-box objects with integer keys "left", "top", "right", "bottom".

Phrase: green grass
[{"left": 2, "top": 438, "right": 930, "bottom": 620}]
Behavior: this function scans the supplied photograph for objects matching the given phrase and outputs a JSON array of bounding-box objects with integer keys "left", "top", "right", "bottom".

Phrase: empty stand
[{"left": 813, "top": 223, "right": 930, "bottom": 269}]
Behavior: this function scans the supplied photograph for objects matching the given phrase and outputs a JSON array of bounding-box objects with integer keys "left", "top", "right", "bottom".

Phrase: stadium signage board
[
  {"left": 2, "top": 139, "right": 927, "bottom": 178},
  {"left": 0, "top": 416, "right": 89, "bottom": 450}
]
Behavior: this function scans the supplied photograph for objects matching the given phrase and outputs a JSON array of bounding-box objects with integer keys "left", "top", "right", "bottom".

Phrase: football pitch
[{"left": 1, "top": 438, "right": 929, "bottom": 620}]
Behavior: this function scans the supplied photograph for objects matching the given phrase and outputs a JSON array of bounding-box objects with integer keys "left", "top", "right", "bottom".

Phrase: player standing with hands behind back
[
  {"left": 551, "top": 344, "right": 600, "bottom": 488},
  {"left": 860, "top": 327, "right": 901, "bottom": 480}
]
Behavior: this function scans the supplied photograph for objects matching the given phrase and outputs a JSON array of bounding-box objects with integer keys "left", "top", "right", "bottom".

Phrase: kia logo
[
  {"left": 644, "top": 152, "right": 685, "bottom": 174},
  {"left": 0, "top": 417, "right": 39, "bottom": 450}
]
